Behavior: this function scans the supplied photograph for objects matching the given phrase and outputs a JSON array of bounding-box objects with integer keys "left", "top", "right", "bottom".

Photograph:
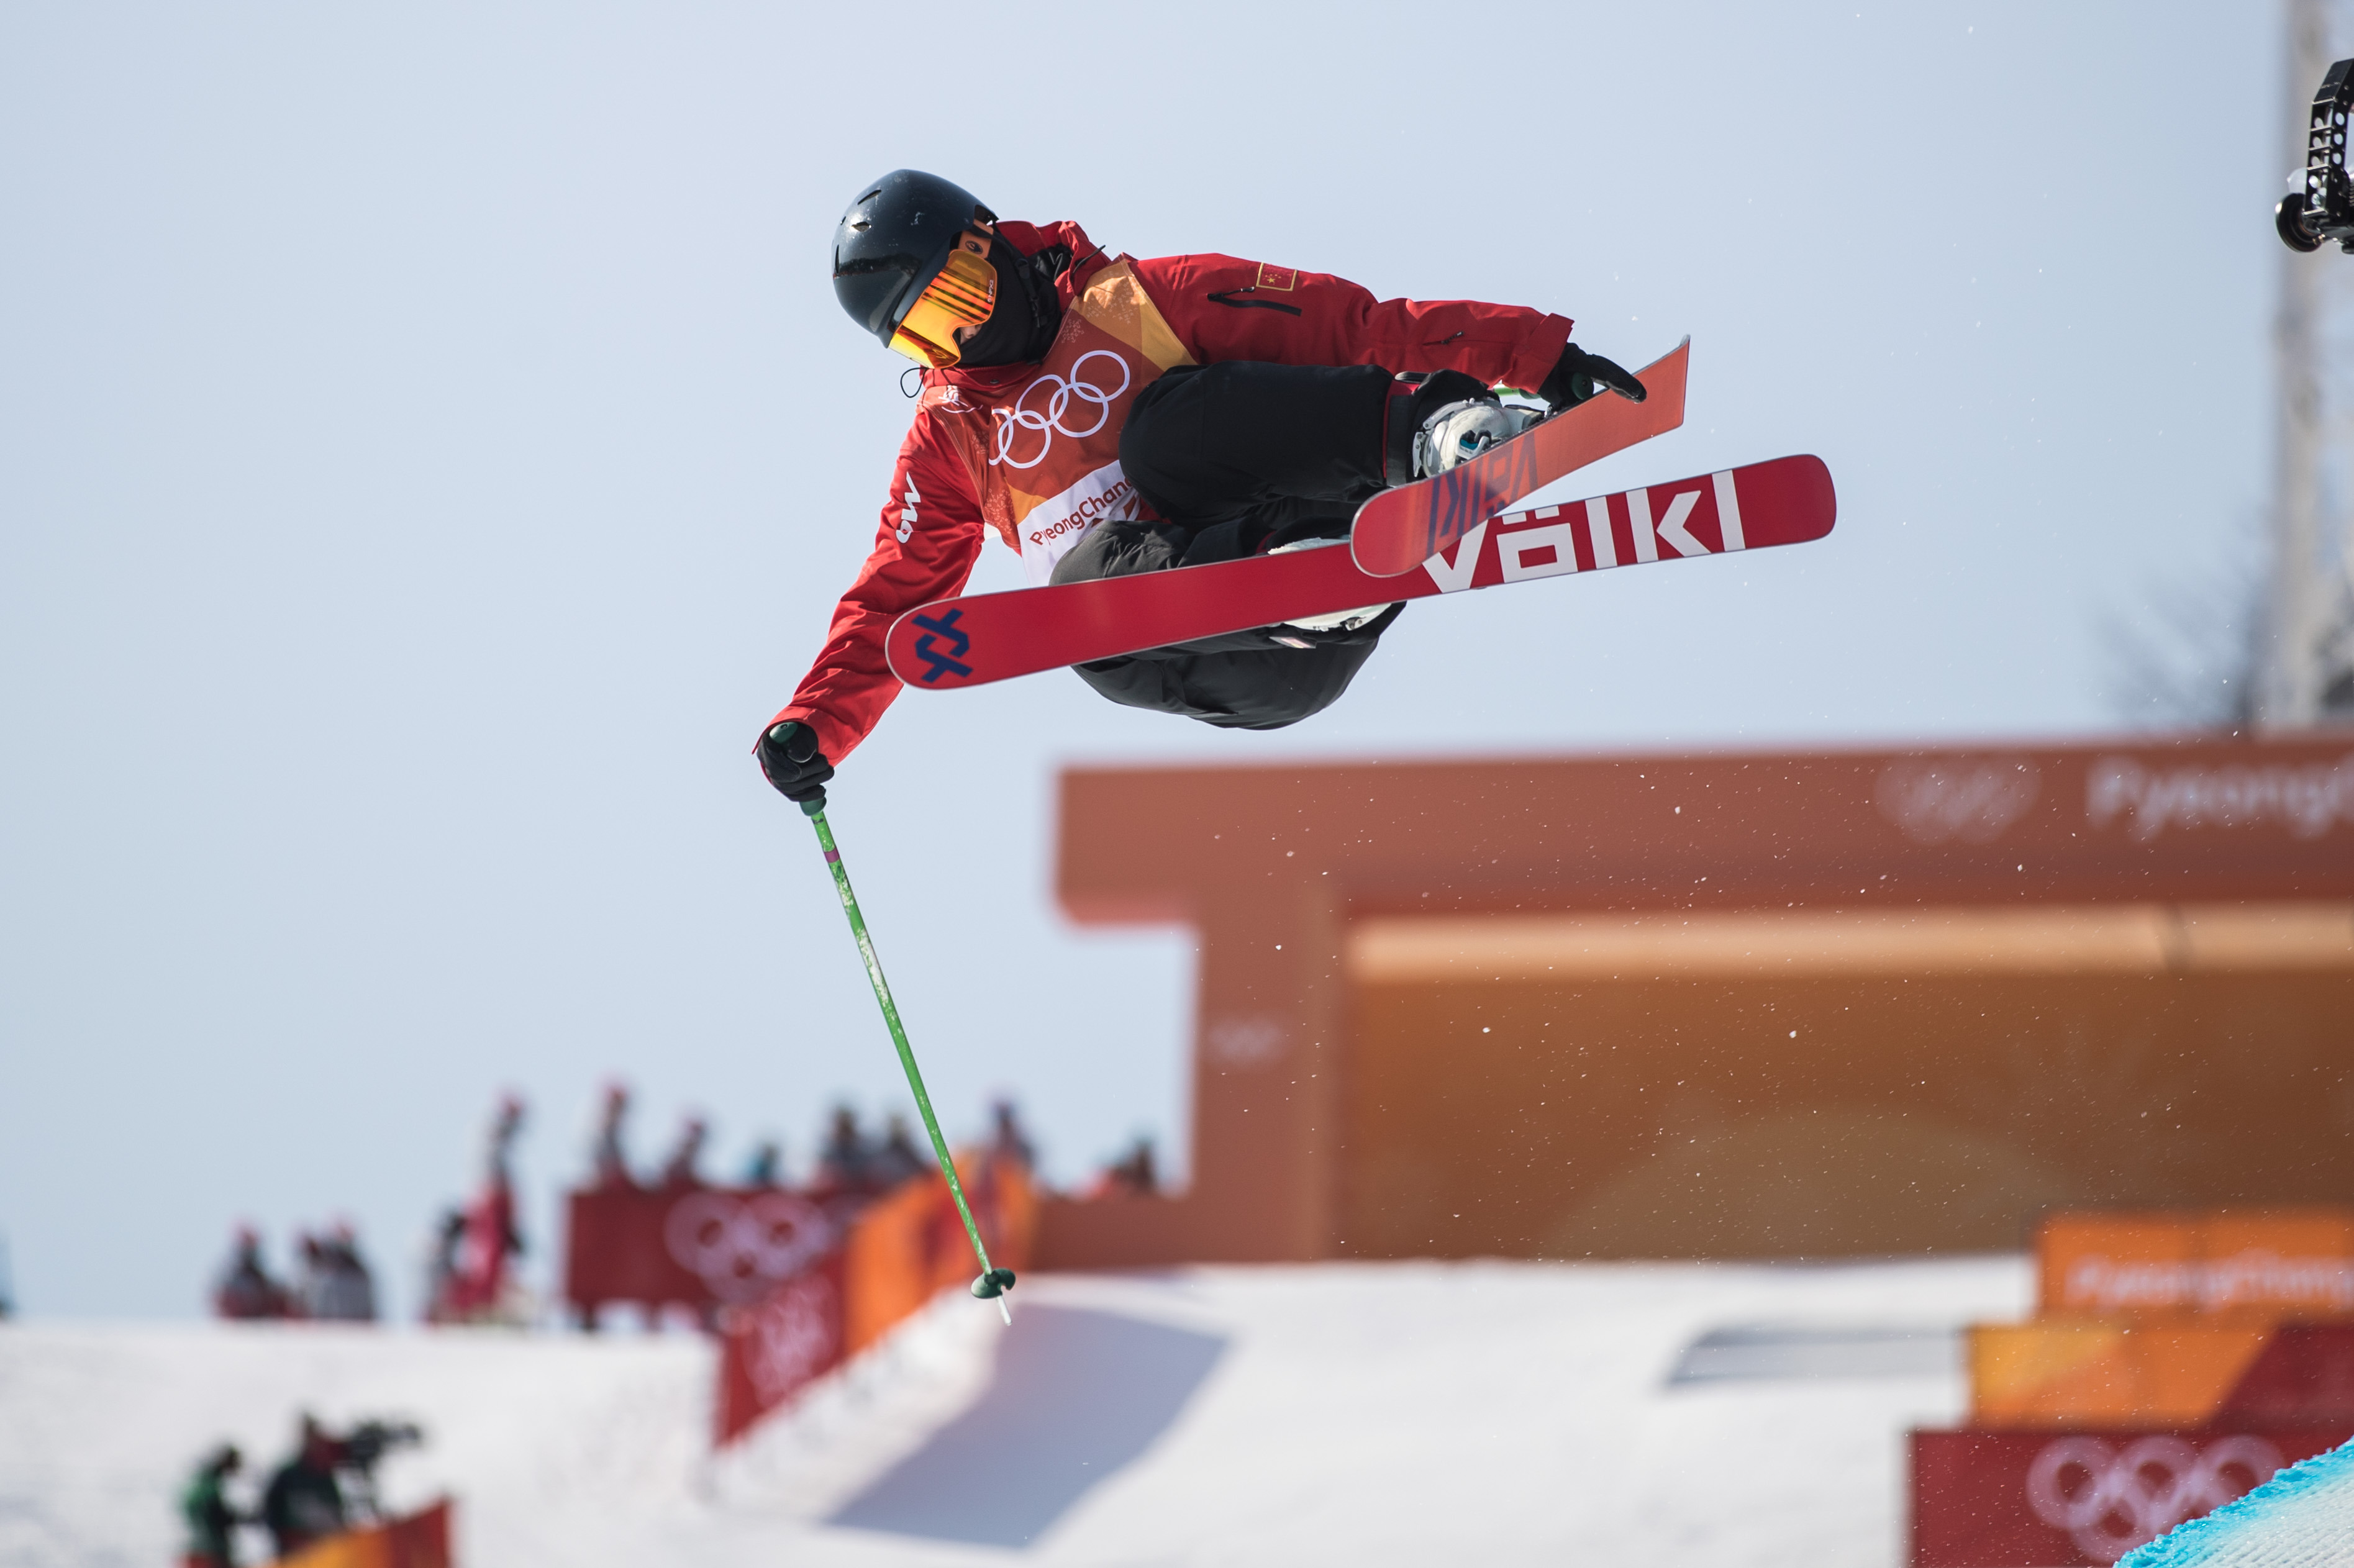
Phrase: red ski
[
  {"left": 886, "top": 454, "right": 1834, "bottom": 690},
  {"left": 1350, "top": 338, "right": 1691, "bottom": 578}
]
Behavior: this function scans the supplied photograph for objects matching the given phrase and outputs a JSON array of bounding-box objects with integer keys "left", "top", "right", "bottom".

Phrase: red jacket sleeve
[
  {"left": 768, "top": 418, "right": 983, "bottom": 765},
  {"left": 1132, "top": 253, "right": 1573, "bottom": 392}
]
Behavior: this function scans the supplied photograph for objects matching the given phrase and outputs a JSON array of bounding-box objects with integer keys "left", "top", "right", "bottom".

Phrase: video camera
[
  {"left": 332, "top": 1419, "right": 423, "bottom": 1524},
  {"left": 2278, "top": 58, "right": 2354, "bottom": 252},
  {"left": 338, "top": 1419, "right": 422, "bottom": 1475}
]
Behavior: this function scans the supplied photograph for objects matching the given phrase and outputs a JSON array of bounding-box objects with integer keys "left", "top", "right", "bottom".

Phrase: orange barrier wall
[
  {"left": 1970, "top": 1321, "right": 2354, "bottom": 1429},
  {"left": 276, "top": 1500, "right": 452, "bottom": 1568},
  {"left": 1340, "top": 971, "right": 2354, "bottom": 1261},
  {"left": 714, "top": 1152, "right": 1034, "bottom": 1446},
  {"left": 843, "top": 1152, "right": 1036, "bottom": 1356},
  {"left": 1047, "top": 737, "right": 2354, "bottom": 1268},
  {"left": 1968, "top": 1323, "right": 2274, "bottom": 1427},
  {"left": 1956, "top": 1209, "right": 2354, "bottom": 1425},
  {"left": 2038, "top": 1209, "right": 2354, "bottom": 1321}
]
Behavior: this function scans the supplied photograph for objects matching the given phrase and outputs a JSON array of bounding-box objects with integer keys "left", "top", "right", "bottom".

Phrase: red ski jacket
[{"left": 770, "top": 219, "right": 1575, "bottom": 764}]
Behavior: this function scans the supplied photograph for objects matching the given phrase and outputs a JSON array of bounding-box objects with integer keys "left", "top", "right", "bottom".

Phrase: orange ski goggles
[{"left": 889, "top": 245, "right": 997, "bottom": 368}]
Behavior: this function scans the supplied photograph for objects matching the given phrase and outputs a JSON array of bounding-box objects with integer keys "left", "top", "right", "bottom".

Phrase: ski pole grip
[{"left": 798, "top": 790, "right": 827, "bottom": 815}]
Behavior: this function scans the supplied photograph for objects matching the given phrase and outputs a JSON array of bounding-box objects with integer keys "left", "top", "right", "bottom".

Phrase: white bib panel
[{"left": 1015, "top": 460, "right": 1147, "bottom": 584}]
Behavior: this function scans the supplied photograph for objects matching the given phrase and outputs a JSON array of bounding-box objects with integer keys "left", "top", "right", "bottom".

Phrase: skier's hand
[
  {"left": 757, "top": 720, "right": 834, "bottom": 803},
  {"left": 1540, "top": 343, "right": 1646, "bottom": 410}
]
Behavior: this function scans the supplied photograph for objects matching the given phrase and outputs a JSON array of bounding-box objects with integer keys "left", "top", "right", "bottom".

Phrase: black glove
[
  {"left": 757, "top": 720, "right": 834, "bottom": 803},
  {"left": 1538, "top": 343, "right": 1647, "bottom": 410}
]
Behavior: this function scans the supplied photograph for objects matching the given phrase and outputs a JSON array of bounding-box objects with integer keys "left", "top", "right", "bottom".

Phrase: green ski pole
[{"left": 798, "top": 791, "right": 1016, "bottom": 1323}]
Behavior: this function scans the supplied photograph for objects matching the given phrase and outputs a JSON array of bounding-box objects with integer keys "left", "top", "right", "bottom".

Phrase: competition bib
[{"left": 924, "top": 259, "right": 1196, "bottom": 584}]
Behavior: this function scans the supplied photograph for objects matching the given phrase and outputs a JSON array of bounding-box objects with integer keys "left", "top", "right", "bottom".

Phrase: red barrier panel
[
  {"left": 562, "top": 1158, "right": 1035, "bottom": 1444},
  {"left": 563, "top": 1185, "right": 835, "bottom": 1321},
  {"left": 2217, "top": 1324, "right": 2354, "bottom": 1423},
  {"left": 1909, "top": 1428, "right": 2348, "bottom": 1566},
  {"left": 711, "top": 1152, "right": 1035, "bottom": 1446},
  {"left": 275, "top": 1499, "right": 452, "bottom": 1568},
  {"left": 714, "top": 1249, "right": 847, "bottom": 1444}
]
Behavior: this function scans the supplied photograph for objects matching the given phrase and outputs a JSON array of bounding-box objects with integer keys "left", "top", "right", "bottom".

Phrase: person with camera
[
  {"left": 260, "top": 1416, "right": 347, "bottom": 1559},
  {"left": 178, "top": 1444, "right": 247, "bottom": 1568}
]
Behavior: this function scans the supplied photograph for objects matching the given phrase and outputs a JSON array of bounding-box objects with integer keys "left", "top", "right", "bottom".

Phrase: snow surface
[
  {"left": 2121, "top": 1434, "right": 2354, "bottom": 1568},
  {"left": 0, "top": 1256, "right": 2030, "bottom": 1567}
]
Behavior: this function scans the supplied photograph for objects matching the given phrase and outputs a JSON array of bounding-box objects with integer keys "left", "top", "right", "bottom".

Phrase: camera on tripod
[{"left": 335, "top": 1419, "right": 424, "bottom": 1523}]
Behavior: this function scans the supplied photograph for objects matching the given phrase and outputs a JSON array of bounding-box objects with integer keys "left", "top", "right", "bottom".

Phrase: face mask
[{"left": 952, "top": 239, "right": 1060, "bottom": 368}]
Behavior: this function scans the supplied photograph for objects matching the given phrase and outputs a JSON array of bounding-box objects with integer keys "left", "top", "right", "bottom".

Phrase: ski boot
[{"left": 1386, "top": 369, "right": 1544, "bottom": 486}]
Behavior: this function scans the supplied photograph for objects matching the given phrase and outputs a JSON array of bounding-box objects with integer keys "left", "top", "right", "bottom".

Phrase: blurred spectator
[
  {"left": 430, "top": 1095, "right": 528, "bottom": 1323},
  {"left": 298, "top": 1222, "right": 377, "bottom": 1323},
  {"left": 260, "top": 1416, "right": 345, "bottom": 1559},
  {"left": 657, "top": 1115, "right": 708, "bottom": 1190},
  {"left": 989, "top": 1099, "right": 1037, "bottom": 1171},
  {"left": 1092, "top": 1136, "right": 1158, "bottom": 1198},
  {"left": 590, "top": 1080, "right": 634, "bottom": 1190},
  {"left": 178, "top": 1442, "right": 244, "bottom": 1568},
  {"left": 813, "top": 1105, "right": 875, "bottom": 1195},
  {"left": 871, "top": 1113, "right": 928, "bottom": 1190},
  {"left": 741, "top": 1138, "right": 783, "bottom": 1189},
  {"left": 420, "top": 1210, "right": 466, "bottom": 1324},
  {"left": 212, "top": 1227, "right": 291, "bottom": 1320},
  {"left": 291, "top": 1232, "right": 322, "bottom": 1315}
]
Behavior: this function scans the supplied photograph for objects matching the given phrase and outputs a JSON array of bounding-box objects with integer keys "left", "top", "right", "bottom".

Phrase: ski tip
[
  {"left": 1638, "top": 337, "right": 1690, "bottom": 381},
  {"left": 1645, "top": 338, "right": 1691, "bottom": 428},
  {"left": 1788, "top": 453, "right": 1837, "bottom": 534},
  {"left": 971, "top": 1267, "right": 1017, "bottom": 1300}
]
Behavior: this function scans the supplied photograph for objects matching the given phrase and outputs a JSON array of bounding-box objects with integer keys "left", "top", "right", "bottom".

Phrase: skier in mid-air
[{"left": 757, "top": 169, "right": 1646, "bottom": 803}]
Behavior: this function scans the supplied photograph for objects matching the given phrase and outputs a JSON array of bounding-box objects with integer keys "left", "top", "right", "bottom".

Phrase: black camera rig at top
[{"left": 2279, "top": 58, "right": 2354, "bottom": 253}]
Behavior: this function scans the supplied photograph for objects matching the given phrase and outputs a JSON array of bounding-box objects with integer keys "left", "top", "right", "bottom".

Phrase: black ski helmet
[{"left": 832, "top": 170, "right": 997, "bottom": 350}]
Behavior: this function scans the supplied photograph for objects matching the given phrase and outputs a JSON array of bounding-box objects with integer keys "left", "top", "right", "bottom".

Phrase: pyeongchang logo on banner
[
  {"left": 2086, "top": 753, "right": 2354, "bottom": 842},
  {"left": 2060, "top": 1249, "right": 2354, "bottom": 1315}
]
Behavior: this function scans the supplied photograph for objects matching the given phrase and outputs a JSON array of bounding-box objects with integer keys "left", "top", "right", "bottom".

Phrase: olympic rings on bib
[
  {"left": 663, "top": 1190, "right": 834, "bottom": 1305},
  {"left": 989, "top": 350, "right": 1134, "bottom": 469}
]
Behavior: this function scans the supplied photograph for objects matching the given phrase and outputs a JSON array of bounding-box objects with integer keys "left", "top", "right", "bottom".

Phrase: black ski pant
[{"left": 1050, "top": 361, "right": 1406, "bottom": 730}]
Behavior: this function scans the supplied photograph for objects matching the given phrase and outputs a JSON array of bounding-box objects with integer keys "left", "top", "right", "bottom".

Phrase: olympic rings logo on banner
[
  {"left": 1875, "top": 756, "right": 2041, "bottom": 845},
  {"left": 663, "top": 1190, "right": 833, "bottom": 1305},
  {"left": 743, "top": 1274, "right": 838, "bottom": 1402},
  {"left": 2025, "top": 1434, "right": 2283, "bottom": 1563},
  {"left": 989, "top": 350, "right": 1132, "bottom": 469}
]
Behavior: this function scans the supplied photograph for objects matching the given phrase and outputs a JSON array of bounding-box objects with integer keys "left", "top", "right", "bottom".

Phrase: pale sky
[{"left": 0, "top": 2, "right": 2290, "bottom": 1316}]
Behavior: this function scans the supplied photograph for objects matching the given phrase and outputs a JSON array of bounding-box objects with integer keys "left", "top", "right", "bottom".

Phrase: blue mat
[{"left": 2123, "top": 1435, "right": 2354, "bottom": 1566}]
